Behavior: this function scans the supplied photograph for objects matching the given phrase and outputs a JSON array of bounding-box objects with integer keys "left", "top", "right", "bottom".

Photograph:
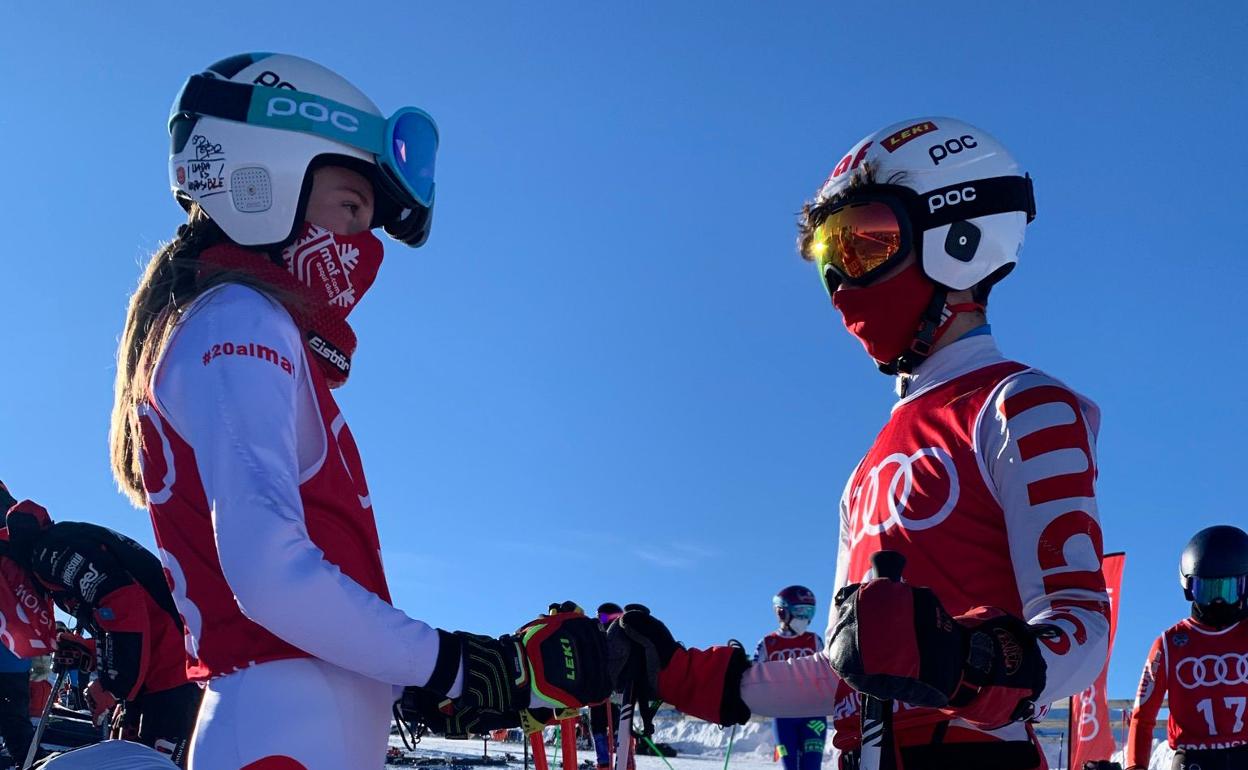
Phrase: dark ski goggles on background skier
[
  {"left": 172, "top": 75, "right": 438, "bottom": 213},
  {"left": 803, "top": 176, "right": 1036, "bottom": 292},
  {"left": 775, "top": 603, "right": 816, "bottom": 621},
  {"left": 1186, "top": 574, "right": 1248, "bottom": 605}
]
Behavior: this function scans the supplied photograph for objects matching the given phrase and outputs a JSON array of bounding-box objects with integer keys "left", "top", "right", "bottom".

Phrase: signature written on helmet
[{"left": 265, "top": 96, "right": 360, "bottom": 134}]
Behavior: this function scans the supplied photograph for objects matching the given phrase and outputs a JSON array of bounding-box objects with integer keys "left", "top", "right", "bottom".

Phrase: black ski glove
[
  {"left": 606, "top": 607, "right": 750, "bottom": 726},
  {"left": 829, "top": 577, "right": 1049, "bottom": 729},
  {"left": 398, "top": 613, "right": 610, "bottom": 737},
  {"left": 397, "top": 685, "right": 553, "bottom": 738}
]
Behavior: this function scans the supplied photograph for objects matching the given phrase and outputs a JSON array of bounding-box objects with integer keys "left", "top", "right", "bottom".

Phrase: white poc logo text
[
  {"left": 1176, "top": 654, "right": 1248, "bottom": 689},
  {"left": 266, "top": 97, "right": 359, "bottom": 133},
  {"left": 928, "top": 186, "right": 976, "bottom": 214}
]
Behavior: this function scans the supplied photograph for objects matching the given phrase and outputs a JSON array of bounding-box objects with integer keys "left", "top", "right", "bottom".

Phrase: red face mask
[
  {"left": 832, "top": 262, "right": 936, "bottom": 365},
  {"left": 281, "top": 222, "right": 385, "bottom": 317},
  {"left": 199, "top": 223, "right": 386, "bottom": 388}
]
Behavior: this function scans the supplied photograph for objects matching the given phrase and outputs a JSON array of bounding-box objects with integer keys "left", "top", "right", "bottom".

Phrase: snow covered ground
[
  {"left": 388, "top": 733, "right": 781, "bottom": 770},
  {"left": 390, "top": 714, "right": 1178, "bottom": 770}
]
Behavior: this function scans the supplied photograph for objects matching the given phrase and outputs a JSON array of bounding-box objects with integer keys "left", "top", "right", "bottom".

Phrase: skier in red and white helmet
[
  {"left": 604, "top": 118, "right": 1111, "bottom": 770},
  {"left": 755, "top": 587, "right": 825, "bottom": 770},
  {"left": 108, "top": 53, "right": 613, "bottom": 769}
]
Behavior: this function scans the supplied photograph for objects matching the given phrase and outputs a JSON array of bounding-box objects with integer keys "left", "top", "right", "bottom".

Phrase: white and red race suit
[
  {"left": 740, "top": 332, "right": 1110, "bottom": 761},
  {"left": 1126, "top": 618, "right": 1248, "bottom": 767},
  {"left": 136, "top": 283, "right": 461, "bottom": 770},
  {"left": 755, "top": 631, "right": 822, "bottom": 663}
]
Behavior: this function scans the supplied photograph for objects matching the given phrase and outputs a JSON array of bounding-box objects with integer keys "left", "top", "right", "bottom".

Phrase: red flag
[
  {"left": 0, "top": 530, "right": 56, "bottom": 657},
  {"left": 1068, "top": 552, "right": 1125, "bottom": 770}
]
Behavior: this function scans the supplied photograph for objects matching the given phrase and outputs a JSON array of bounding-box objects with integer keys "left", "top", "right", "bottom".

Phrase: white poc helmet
[
  {"left": 817, "top": 117, "right": 1034, "bottom": 291},
  {"left": 169, "top": 53, "right": 436, "bottom": 248}
]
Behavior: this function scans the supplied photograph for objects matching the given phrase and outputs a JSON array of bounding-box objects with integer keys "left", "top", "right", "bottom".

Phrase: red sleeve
[
  {"left": 93, "top": 583, "right": 152, "bottom": 701},
  {"left": 1126, "top": 633, "right": 1167, "bottom": 768}
]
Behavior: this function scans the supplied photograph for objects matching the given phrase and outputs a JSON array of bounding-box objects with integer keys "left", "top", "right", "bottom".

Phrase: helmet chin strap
[{"left": 882, "top": 283, "right": 985, "bottom": 380}]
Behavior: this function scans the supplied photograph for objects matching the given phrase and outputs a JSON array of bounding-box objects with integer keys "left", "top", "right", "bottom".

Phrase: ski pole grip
[{"left": 870, "top": 550, "right": 906, "bottom": 582}]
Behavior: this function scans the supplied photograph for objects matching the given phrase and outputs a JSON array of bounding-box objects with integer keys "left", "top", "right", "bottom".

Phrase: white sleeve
[
  {"left": 153, "top": 284, "right": 461, "bottom": 691},
  {"left": 740, "top": 650, "right": 839, "bottom": 717},
  {"left": 739, "top": 475, "right": 853, "bottom": 717},
  {"left": 753, "top": 638, "right": 766, "bottom": 663},
  {"left": 833, "top": 463, "right": 858, "bottom": 593},
  {"left": 976, "top": 369, "right": 1110, "bottom": 706}
]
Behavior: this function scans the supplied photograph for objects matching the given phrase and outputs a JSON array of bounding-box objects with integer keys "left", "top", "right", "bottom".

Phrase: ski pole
[
  {"left": 613, "top": 683, "right": 635, "bottom": 770},
  {"left": 605, "top": 700, "right": 615, "bottom": 770},
  {"left": 26, "top": 620, "right": 85, "bottom": 770},
  {"left": 720, "top": 638, "right": 743, "bottom": 770},
  {"left": 859, "top": 550, "right": 905, "bottom": 770},
  {"left": 23, "top": 665, "right": 68, "bottom": 770},
  {"left": 639, "top": 735, "right": 676, "bottom": 770},
  {"left": 558, "top": 710, "right": 579, "bottom": 769},
  {"left": 722, "top": 724, "right": 737, "bottom": 770},
  {"left": 522, "top": 710, "right": 551, "bottom": 770},
  {"left": 530, "top": 732, "right": 550, "bottom": 770}
]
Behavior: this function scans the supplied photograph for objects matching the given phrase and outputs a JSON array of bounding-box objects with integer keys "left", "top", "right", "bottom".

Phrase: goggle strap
[
  {"left": 913, "top": 175, "right": 1037, "bottom": 232},
  {"left": 173, "top": 74, "right": 253, "bottom": 126},
  {"left": 173, "top": 74, "right": 388, "bottom": 156}
]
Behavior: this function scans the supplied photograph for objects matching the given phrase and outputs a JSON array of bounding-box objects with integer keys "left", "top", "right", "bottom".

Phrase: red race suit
[
  {"left": 28, "top": 521, "right": 189, "bottom": 700},
  {"left": 739, "top": 332, "right": 1110, "bottom": 760},
  {"left": 755, "top": 631, "right": 822, "bottom": 663},
  {"left": 1127, "top": 618, "right": 1248, "bottom": 767}
]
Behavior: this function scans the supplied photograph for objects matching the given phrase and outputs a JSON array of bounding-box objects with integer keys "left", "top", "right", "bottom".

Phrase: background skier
[
  {"left": 754, "top": 586, "right": 824, "bottom": 770},
  {"left": 0, "top": 486, "right": 198, "bottom": 766},
  {"left": 1126, "top": 525, "right": 1248, "bottom": 770}
]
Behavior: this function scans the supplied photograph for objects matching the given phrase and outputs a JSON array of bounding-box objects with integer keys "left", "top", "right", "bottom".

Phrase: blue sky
[{"left": 1, "top": 3, "right": 1244, "bottom": 701}]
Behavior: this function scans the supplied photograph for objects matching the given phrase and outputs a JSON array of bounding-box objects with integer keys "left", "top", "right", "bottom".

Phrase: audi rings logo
[
  {"left": 848, "top": 447, "right": 959, "bottom": 545},
  {"left": 1076, "top": 684, "right": 1100, "bottom": 741},
  {"left": 1175, "top": 654, "right": 1248, "bottom": 689}
]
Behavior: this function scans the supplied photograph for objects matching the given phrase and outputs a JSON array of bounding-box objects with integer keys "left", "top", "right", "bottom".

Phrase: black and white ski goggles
[{"left": 804, "top": 175, "right": 1036, "bottom": 290}]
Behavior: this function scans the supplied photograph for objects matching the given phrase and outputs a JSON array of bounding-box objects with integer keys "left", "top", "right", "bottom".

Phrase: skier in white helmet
[
  {"left": 605, "top": 118, "right": 1111, "bottom": 770},
  {"left": 108, "top": 53, "right": 614, "bottom": 770}
]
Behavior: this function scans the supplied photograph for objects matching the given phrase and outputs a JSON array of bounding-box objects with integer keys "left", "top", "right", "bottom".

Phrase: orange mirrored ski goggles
[{"left": 804, "top": 176, "right": 1036, "bottom": 291}]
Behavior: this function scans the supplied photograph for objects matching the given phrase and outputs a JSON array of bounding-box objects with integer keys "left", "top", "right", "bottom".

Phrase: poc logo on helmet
[
  {"left": 928, "top": 135, "right": 978, "bottom": 165},
  {"left": 928, "top": 186, "right": 976, "bottom": 213},
  {"left": 265, "top": 97, "right": 360, "bottom": 133}
]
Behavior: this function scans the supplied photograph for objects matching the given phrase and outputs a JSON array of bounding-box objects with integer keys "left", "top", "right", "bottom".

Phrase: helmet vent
[{"left": 231, "top": 167, "right": 273, "bottom": 213}]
